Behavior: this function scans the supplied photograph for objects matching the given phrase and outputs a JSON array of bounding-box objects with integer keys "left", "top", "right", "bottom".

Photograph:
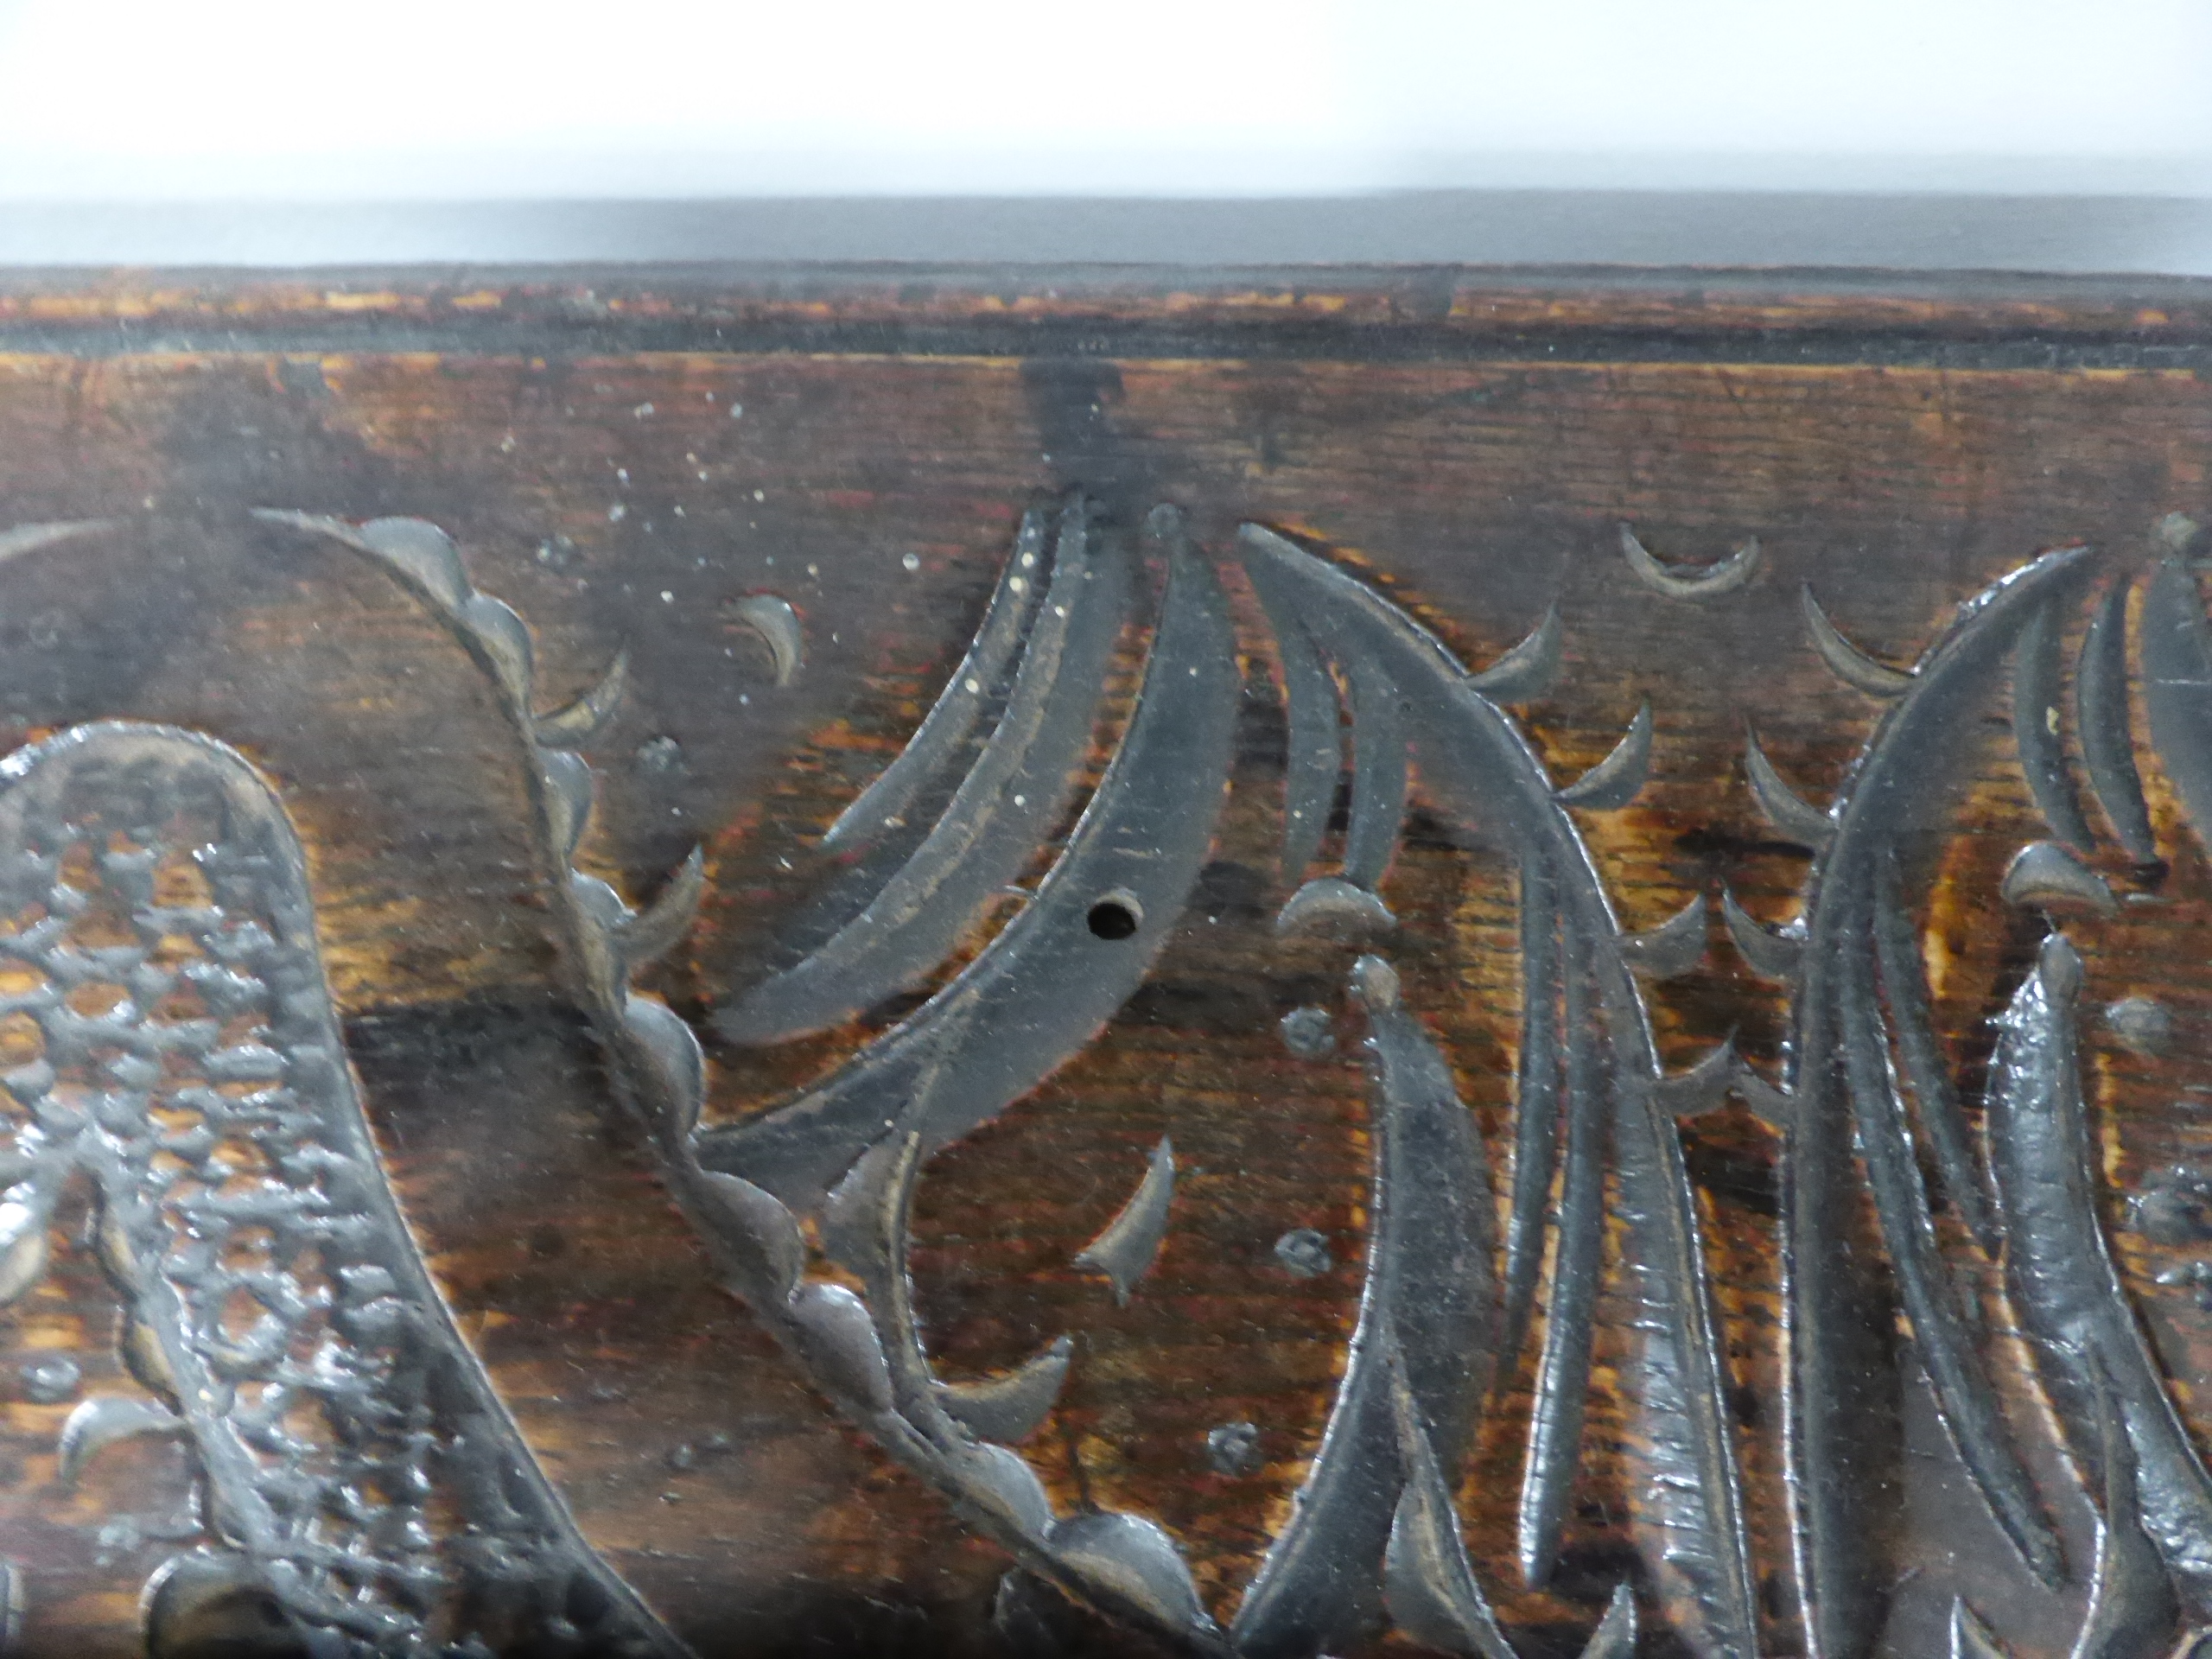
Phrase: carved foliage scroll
[{"left": 2, "top": 500, "right": 2212, "bottom": 1659}]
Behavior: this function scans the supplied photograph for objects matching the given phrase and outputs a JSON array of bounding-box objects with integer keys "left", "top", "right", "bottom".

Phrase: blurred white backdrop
[{"left": 0, "top": 0, "right": 2206, "bottom": 200}]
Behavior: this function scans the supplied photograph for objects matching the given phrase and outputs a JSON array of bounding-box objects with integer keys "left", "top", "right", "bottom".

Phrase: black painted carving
[
  {"left": 701, "top": 502, "right": 1230, "bottom": 1212},
  {"left": 1988, "top": 934, "right": 2212, "bottom": 1607},
  {"left": 5, "top": 493, "right": 2212, "bottom": 1659},
  {"left": 719, "top": 498, "right": 1128, "bottom": 1046},
  {"left": 1231, "top": 955, "right": 1501, "bottom": 1659},
  {"left": 1751, "top": 534, "right": 2212, "bottom": 1659},
  {"left": 1950, "top": 1352, "right": 2183, "bottom": 1656},
  {"left": 1753, "top": 554, "right": 2094, "bottom": 1658},
  {"left": 0, "top": 722, "right": 680, "bottom": 1656},
  {"left": 257, "top": 501, "right": 1240, "bottom": 1655},
  {"left": 1240, "top": 524, "right": 1754, "bottom": 1659}
]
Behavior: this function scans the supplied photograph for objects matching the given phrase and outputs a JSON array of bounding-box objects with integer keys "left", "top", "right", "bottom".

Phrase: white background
[{"left": 0, "top": 0, "right": 2207, "bottom": 201}]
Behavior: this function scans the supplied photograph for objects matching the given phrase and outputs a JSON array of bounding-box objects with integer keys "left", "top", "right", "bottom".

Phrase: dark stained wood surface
[{"left": 0, "top": 266, "right": 2208, "bottom": 1657}]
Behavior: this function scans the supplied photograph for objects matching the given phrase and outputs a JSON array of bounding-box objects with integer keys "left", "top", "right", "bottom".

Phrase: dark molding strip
[
  {"left": 2, "top": 198, "right": 2211, "bottom": 366},
  {"left": 0, "top": 311, "right": 2207, "bottom": 372}
]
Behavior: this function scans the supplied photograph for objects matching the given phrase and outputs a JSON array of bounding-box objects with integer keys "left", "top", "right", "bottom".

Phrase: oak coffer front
[{"left": 0, "top": 267, "right": 2204, "bottom": 1659}]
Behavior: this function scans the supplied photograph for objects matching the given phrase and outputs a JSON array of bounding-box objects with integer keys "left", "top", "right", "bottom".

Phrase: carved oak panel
[{"left": 0, "top": 269, "right": 2205, "bottom": 1657}]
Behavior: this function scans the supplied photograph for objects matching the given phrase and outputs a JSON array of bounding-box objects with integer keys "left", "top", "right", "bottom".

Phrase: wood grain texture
[{"left": 0, "top": 267, "right": 2205, "bottom": 1657}]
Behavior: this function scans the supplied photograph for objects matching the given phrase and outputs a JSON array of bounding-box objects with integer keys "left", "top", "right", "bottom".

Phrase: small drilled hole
[{"left": 1085, "top": 895, "right": 1141, "bottom": 941}]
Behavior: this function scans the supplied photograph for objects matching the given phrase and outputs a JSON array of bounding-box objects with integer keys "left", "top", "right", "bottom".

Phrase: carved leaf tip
[
  {"left": 1656, "top": 1036, "right": 1740, "bottom": 1119},
  {"left": 1382, "top": 1357, "right": 1519, "bottom": 1659},
  {"left": 1720, "top": 886, "right": 1805, "bottom": 979},
  {"left": 56, "top": 1395, "right": 184, "bottom": 1486},
  {"left": 1802, "top": 582, "right": 1913, "bottom": 695},
  {"left": 817, "top": 1129, "right": 919, "bottom": 1281},
  {"left": 1555, "top": 701, "right": 1653, "bottom": 810},
  {"left": 1742, "top": 726, "right": 1835, "bottom": 847},
  {"left": 614, "top": 846, "right": 708, "bottom": 970},
  {"left": 1620, "top": 891, "right": 1707, "bottom": 979},
  {"left": 1074, "top": 1138, "right": 1176, "bottom": 1306},
  {"left": 1619, "top": 524, "right": 1761, "bottom": 599},
  {"left": 534, "top": 646, "right": 631, "bottom": 747},
  {"left": 1466, "top": 602, "right": 1562, "bottom": 702},
  {"left": 937, "top": 1335, "right": 1076, "bottom": 1446}
]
